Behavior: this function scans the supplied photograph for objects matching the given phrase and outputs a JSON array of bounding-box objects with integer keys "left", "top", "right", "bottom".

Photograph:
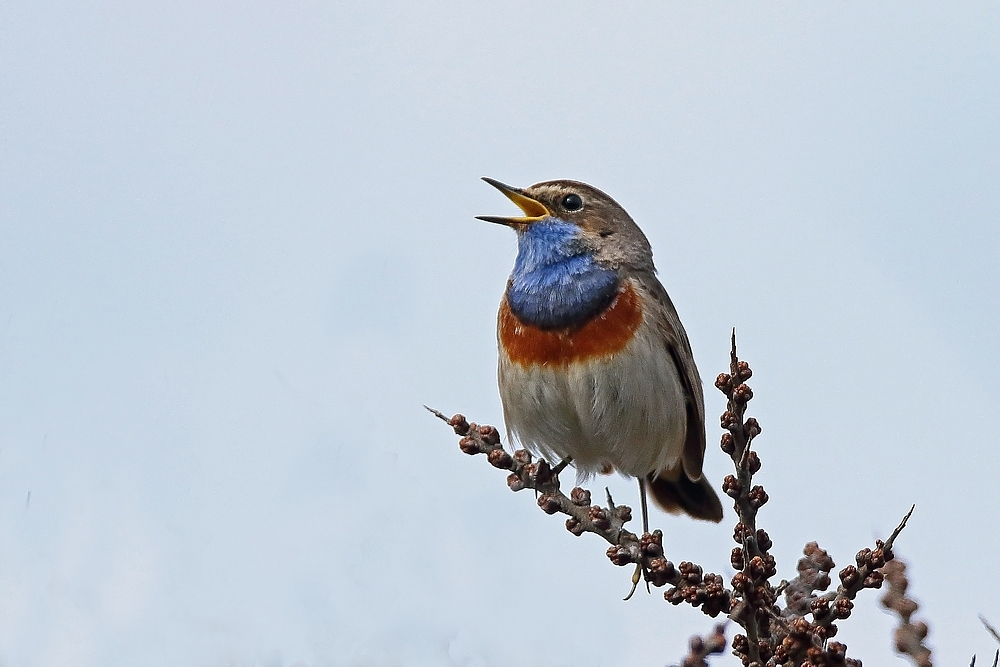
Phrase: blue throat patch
[{"left": 507, "top": 220, "right": 619, "bottom": 330}]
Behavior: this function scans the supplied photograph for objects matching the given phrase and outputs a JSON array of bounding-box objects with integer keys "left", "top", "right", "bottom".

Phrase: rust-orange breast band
[{"left": 499, "top": 282, "right": 644, "bottom": 368}]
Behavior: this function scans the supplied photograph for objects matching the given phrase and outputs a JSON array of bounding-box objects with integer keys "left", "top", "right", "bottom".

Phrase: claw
[
  {"left": 623, "top": 561, "right": 652, "bottom": 600},
  {"left": 623, "top": 563, "right": 643, "bottom": 601}
]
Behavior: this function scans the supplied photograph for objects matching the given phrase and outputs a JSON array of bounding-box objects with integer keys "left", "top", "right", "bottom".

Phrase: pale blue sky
[{"left": 1, "top": 2, "right": 998, "bottom": 665}]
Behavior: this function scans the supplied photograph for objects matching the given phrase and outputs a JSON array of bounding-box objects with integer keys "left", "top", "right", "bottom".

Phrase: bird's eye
[{"left": 561, "top": 193, "right": 583, "bottom": 211}]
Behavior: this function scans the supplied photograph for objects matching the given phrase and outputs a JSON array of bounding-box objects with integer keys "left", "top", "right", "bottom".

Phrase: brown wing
[{"left": 632, "top": 271, "right": 707, "bottom": 482}]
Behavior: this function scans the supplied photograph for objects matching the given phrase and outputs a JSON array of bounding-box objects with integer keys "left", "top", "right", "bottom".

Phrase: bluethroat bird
[{"left": 478, "top": 178, "right": 723, "bottom": 524}]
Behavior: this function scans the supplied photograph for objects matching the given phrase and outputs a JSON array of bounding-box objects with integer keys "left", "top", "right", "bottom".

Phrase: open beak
[{"left": 476, "top": 177, "right": 551, "bottom": 227}]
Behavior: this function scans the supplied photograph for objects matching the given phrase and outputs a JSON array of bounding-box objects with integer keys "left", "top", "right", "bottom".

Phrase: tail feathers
[{"left": 648, "top": 472, "right": 723, "bottom": 523}]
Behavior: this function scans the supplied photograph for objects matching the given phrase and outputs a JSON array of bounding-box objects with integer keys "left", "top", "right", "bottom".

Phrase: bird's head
[{"left": 476, "top": 178, "right": 653, "bottom": 271}]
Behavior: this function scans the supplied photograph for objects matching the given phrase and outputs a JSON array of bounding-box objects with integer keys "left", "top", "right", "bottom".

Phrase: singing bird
[{"left": 478, "top": 178, "right": 723, "bottom": 523}]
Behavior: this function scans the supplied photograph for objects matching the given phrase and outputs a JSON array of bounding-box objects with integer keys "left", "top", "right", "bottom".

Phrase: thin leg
[
  {"left": 638, "top": 477, "right": 649, "bottom": 535},
  {"left": 624, "top": 478, "right": 652, "bottom": 600},
  {"left": 551, "top": 456, "right": 573, "bottom": 477}
]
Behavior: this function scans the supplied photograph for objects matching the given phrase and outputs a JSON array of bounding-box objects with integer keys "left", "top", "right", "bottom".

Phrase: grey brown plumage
[{"left": 480, "top": 178, "right": 723, "bottom": 523}]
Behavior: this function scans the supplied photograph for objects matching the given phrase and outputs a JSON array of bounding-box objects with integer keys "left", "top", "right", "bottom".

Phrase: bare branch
[
  {"left": 426, "top": 406, "right": 692, "bottom": 592},
  {"left": 981, "top": 616, "right": 1000, "bottom": 647},
  {"left": 433, "top": 334, "right": 923, "bottom": 667},
  {"left": 881, "top": 558, "right": 933, "bottom": 667},
  {"left": 677, "top": 624, "right": 727, "bottom": 667}
]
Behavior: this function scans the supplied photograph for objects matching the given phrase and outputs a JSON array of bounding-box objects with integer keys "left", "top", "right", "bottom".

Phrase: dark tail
[{"left": 647, "top": 472, "right": 723, "bottom": 523}]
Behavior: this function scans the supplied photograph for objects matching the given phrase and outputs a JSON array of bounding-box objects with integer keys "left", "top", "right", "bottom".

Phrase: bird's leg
[
  {"left": 550, "top": 456, "right": 573, "bottom": 477},
  {"left": 638, "top": 477, "right": 650, "bottom": 534},
  {"left": 624, "top": 478, "right": 652, "bottom": 600}
]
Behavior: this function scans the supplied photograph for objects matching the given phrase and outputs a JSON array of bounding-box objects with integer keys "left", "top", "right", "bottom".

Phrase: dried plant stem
[
  {"left": 881, "top": 556, "right": 932, "bottom": 667},
  {"left": 982, "top": 616, "right": 1000, "bottom": 647},
  {"left": 424, "top": 406, "right": 684, "bottom": 589},
  {"left": 678, "top": 624, "right": 728, "bottom": 667},
  {"left": 433, "top": 332, "right": 921, "bottom": 667},
  {"left": 715, "top": 331, "right": 772, "bottom": 665}
]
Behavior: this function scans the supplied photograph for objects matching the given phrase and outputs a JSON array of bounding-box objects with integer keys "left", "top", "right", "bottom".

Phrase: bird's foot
[{"left": 623, "top": 562, "right": 651, "bottom": 601}]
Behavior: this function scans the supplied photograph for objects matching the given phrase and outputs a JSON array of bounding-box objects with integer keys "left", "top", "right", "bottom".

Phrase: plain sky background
[{"left": 1, "top": 2, "right": 999, "bottom": 666}]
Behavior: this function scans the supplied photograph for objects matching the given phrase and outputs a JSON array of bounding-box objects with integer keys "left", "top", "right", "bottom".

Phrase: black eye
[{"left": 561, "top": 193, "right": 583, "bottom": 211}]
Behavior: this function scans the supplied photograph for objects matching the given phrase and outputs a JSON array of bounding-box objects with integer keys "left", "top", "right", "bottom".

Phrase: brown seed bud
[
  {"left": 641, "top": 533, "right": 663, "bottom": 558},
  {"left": 789, "top": 616, "right": 810, "bottom": 636},
  {"left": 721, "top": 411, "right": 739, "bottom": 429},
  {"left": 487, "top": 448, "right": 513, "bottom": 469},
  {"left": 803, "top": 542, "right": 836, "bottom": 570},
  {"left": 570, "top": 487, "right": 591, "bottom": 506},
  {"left": 565, "top": 517, "right": 585, "bottom": 536},
  {"left": 744, "top": 417, "right": 761, "bottom": 438},
  {"left": 732, "top": 383, "right": 753, "bottom": 403},
  {"left": 512, "top": 449, "right": 532, "bottom": 465},
  {"left": 736, "top": 361, "right": 752, "bottom": 380},
  {"left": 537, "top": 494, "right": 560, "bottom": 514},
  {"left": 715, "top": 373, "right": 733, "bottom": 393},
  {"left": 616, "top": 504, "right": 632, "bottom": 522},
  {"left": 811, "top": 597, "right": 830, "bottom": 614},
  {"left": 458, "top": 437, "right": 479, "bottom": 455},
  {"left": 835, "top": 596, "right": 854, "bottom": 619},
  {"left": 606, "top": 545, "right": 632, "bottom": 566},
  {"left": 679, "top": 561, "right": 703, "bottom": 581},
  {"left": 747, "top": 451, "right": 761, "bottom": 473},
  {"left": 723, "top": 475, "right": 742, "bottom": 498},
  {"left": 731, "top": 571, "right": 750, "bottom": 591},
  {"left": 839, "top": 565, "right": 860, "bottom": 589},
  {"left": 506, "top": 473, "right": 525, "bottom": 492},
  {"left": 870, "top": 548, "right": 886, "bottom": 568},
  {"left": 863, "top": 571, "right": 884, "bottom": 589},
  {"left": 448, "top": 414, "right": 470, "bottom": 435},
  {"left": 756, "top": 529, "right": 772, "bottom": 552},
  {"left": 721, "top": 432, "right": 736, "bottom": 454},
  {"left": 855, "top": 548, "right": 872, "bottom": 568},
  {"left": 731, "top": 547, "right": 744, "bottom": 570},
  {"left": 733, "top": 522, "right": 752, "bottom": 543},
  {"left": 648, "top": 558, "right": 676, "bottom": 586},
  {"left": 828, "top": 642, "right": 847, "bottom": 660},
  {"left": 477, "top": 424, "right": 501, "bottom": 445},
  {"left": 748, "top": 485, "right": 769, "bottom": 509},
  {"left": 589, "top": 506, "right": 611, "bottom": 530}
]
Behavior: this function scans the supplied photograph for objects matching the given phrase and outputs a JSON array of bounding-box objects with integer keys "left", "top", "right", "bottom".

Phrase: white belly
[{"left": 498, "top": 321, "right": 687, "bottom": 478}]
